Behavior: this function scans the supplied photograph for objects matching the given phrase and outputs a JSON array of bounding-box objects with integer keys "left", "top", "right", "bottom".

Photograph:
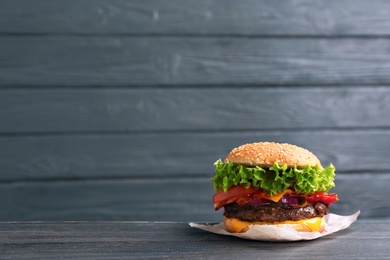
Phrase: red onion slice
[
  {"left": 278, "top": 196, "right": 300, "bottom": 204},
  {"left": 246, "top": 196, "right": 301, "bottom": 206},
  {"left": 247, "top": 199, "right": 272, "bottom": 206}
]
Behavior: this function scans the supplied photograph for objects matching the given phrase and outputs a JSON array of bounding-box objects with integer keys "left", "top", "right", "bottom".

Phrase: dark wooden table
[{"left": 0, "top": 220, "right": 389, "bottom": 259}]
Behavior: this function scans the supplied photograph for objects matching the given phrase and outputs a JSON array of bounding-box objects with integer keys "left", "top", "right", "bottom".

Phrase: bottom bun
[{"left": 224, "top": 216, "right": 325, "bottom": 233}]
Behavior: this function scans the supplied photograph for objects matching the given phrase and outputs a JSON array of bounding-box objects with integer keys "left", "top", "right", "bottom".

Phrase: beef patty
[{"left": 224, "top": 202, "right": 329, "bottom": 222}]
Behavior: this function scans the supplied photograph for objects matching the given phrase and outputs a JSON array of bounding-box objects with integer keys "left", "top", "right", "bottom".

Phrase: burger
[{"left": 211, "top": 142, "right": 338, "bottom": 233}]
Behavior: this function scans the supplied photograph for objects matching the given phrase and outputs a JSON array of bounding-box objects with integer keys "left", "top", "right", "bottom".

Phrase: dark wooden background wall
[{"left": 1, "top": 0, "right": 389, "bottom": 222}]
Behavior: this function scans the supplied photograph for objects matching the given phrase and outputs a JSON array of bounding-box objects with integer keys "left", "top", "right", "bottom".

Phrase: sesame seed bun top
[{"left": 224, "top": 142, "right": 320, "bottom": 168}]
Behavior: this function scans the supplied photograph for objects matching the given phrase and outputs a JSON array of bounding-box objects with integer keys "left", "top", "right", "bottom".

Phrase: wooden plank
[
  {"left": 0, "top": 174, "right": 385, "bottom": 221},
  {"left": 3, "top": 37, "right": 390, "bottom": 86},
  {"left": 0, "top": 131, "right": 389, "bottom": 181},
  {"left": 0, "top": 221, "right": 389, "bottom": 259},
  {"left": 1, "top": 0, "right": 390, "bottom": 36},
  {"left": 1, "top": 87, "right": 390, "bottom": 133},
  {"left": 0, "top": 178, "right": 220, "bottom": 222}
]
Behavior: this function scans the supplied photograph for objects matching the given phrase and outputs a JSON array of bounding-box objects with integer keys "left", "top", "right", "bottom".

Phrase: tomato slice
[{"left": 307, "top": 192, "right": 338, "bottom": 205}]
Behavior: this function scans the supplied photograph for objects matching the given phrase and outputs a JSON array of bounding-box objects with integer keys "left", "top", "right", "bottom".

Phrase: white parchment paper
[{"left": 189, "top": 211, "right": 360, "bottom": 241}]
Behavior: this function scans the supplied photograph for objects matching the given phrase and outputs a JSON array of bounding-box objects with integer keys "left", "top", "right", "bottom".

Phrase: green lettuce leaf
[{"left": 211, "top": 159, "right": 336, "bottom": 195}]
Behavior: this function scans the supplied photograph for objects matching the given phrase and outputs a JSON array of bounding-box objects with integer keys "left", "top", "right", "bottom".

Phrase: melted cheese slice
[
  {"left": 228, "top": 217, "right": 324, "bottom": 233},
  {"left": 266, "top": 188, "right": 295, "bottom": 202}
]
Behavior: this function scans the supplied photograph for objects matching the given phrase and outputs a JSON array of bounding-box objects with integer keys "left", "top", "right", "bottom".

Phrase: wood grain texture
[
  {"left": 0, "top": 174, "right": 385, "bottom": 221},
  {"left": 1, "top": 130, "right": 390, "bottom": 181},
  {"left": 1, "top": 87, "right": 390, "bottom": 133},
  {"left": 2, "top": 0, "right": 390, "bottom": 36},
  {"left": 1, "top": 0, "right": 390, "bottom": 223},
  {"left": 0, "top": 178, "right": 221, "bottom": 222},
  {"left": 3, "top": 37, "right": 390, "bottom": 86},
  {"left": 0, "top": 221, "right": 389, "bottom": 259}
]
